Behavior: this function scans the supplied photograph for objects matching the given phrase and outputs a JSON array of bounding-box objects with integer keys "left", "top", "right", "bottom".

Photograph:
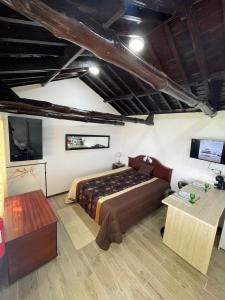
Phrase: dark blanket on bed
[
  {"left": 76, "top": 167, "right": 170, "bottom": 250},
  {"left": 76, "top": 168, "right": 151, "bottom": 219},
  {"left": 96, "top": 177, "right": 169, "bottom": 250}
]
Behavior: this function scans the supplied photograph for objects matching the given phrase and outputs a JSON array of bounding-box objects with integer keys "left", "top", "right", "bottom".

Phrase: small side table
[{"left": 112, "top": 163, "right": 125, "bottom": 169}]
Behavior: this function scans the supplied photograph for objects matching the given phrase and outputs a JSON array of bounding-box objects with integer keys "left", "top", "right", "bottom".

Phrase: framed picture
[{"left": 65, "top": 134, "right": 110, "bottom": 150}]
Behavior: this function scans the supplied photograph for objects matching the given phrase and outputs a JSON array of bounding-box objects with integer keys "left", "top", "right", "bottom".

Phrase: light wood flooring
[{"left": 1, "top": 193, "right": 225, "bottom": 300}]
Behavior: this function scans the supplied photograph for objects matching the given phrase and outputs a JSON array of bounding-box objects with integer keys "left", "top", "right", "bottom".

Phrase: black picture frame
[
  {"left": 65, "top": 134, "right": 110, "bottom": 150},
  {"left": 8, "top": 116, "right": 43, "bottom": 162}
]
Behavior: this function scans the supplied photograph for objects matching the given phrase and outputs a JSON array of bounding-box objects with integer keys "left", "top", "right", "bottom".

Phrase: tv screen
[
  {"left": 8, "top": 116, "right": 43, "bottom": 162},
  {"left": 190, "top": 138, "right": 225, "bottom": 165}
]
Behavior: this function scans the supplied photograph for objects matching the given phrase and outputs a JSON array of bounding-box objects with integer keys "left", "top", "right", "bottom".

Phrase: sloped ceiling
[{"left": 0, "top": 0, "right": 224, "bottom": 115}]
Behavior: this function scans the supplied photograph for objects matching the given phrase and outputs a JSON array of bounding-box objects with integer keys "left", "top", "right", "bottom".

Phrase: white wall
[
  {"left": 13, "top": 78, "right": 119, "bottom": 113},
  {"left": 4, "top": 78, "right": 121, "bottom": 196},
  {"left": 5, "top": 77, "right": 225, "bottom": 196},
  {"left": 120, "top": 111, "right": 225, "bottom": 190}
]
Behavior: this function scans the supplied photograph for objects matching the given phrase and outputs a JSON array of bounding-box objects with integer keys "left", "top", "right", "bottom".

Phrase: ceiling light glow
[
  {"left": 129, "top": 36, "right": 145, "bottom": 53},
  {"left": 89, "top": 66, "right": 100, "bottom": 75}
]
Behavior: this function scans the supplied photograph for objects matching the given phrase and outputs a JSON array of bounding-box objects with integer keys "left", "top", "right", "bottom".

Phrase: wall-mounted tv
[
  {"left": 190, "top": 138, "right": 225, "bottom": 165},
  {"left": 8, "top": 116, "right": 43, "bottom": 162}
]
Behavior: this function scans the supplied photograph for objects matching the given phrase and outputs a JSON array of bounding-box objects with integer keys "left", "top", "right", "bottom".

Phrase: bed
[{"left": 65, "top": 155, "right": 173, "bottom": 250}]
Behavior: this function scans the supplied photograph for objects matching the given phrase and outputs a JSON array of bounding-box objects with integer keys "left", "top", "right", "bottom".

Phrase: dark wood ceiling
[{"left": 0, "top": 0, "right": 224, "bottom": 116}]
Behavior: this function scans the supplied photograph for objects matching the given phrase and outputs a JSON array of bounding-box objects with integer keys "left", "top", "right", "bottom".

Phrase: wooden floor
[{"left": 1, "top": 194, "right": 225, "bottom": 300}]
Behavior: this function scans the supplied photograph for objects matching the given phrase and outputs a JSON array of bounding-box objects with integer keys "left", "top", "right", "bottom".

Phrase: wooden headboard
[{"left": 128, "top": 155, "right": 173, "bottom": 184}]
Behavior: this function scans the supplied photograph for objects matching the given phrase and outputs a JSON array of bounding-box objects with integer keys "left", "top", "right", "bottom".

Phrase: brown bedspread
[
  {"left": 96, "top": 177, "right": 169, "bottom": 250},
  {"left": 76, "top": 168, "right": 152, "bottom": 219},
  {"left": 75, "top": 168, "right": 169, "bottom": 250}
]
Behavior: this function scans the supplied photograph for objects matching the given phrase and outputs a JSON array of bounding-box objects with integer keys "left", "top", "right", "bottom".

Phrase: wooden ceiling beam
[
  {"left": 105, "top": 93, "right": 148, "bottom": 102},
  {"left": 0, "top": 21, "right": 66, "bottom": 46},
  {"left": 104, "top": 89, "right": 165, "bottom": 102},
  {"left": 100, "top": 68, "right": 124, "bottom": 95},
  {"left": 147, "top": 43, "right": 164, "bottom": 72},
  {"left": 79, "top": 52, "right": 94, "bottom": 57},
  {"left": 0, "top": 99, "right": 151, "bottom": 126},
  {"left": 159, "top": 94, "right": 172, "bottom": 111},
  {"left": 131, "top": 95, "right": 150, "bottom": 114},
  {"left": 8, "top": 80, "right": 41, "bottom": 87},
  {"left": 105, "top": 90, "right": 164, "bottom": 114},
  {"left": 154, "top": 107, "right": 200, "bottom": 114},
  {"left": 2, "top": 74, "right": 82, "bottom": 84},
  {"left": 164, "top": 23, "right": 188, "bottom": 84},
  {"left": 208, "top": 80, "right": 223, "bottom": 110},
  {"left": 0, "top": 37, "right": 66, "bottom": 46},
  {"left": 42, "top": 7, "right": 126, "bottom": 86},
  {"left": 99, "top": 69, "right": 136, "bottom": 115},
  {"left": 123, "top": 100, "right": 137, "bottom": 115},
  {"left": 163, "top": 23, "right": 190, "bottom": 108},
  {"left": 3, "top": 75, "right": 45, "bottom": 82},
  {"left": 107, "top": 66, "right": 148, "bottom": 114},
  {"left": 131, "top": 0, "right": 175, "bottom": 14},
  {"left": 133, "top": 77, "right": 161, "bottom": 113},
  {"left": 174, "top": 96, "right": 184, "bottom": 110},
  {"left": 110, "top": 101, "right": 128, "bottom": 115},
  {"left": 0, "top": 15, "right": 41, "bottom": 26},
  {"left": 187, "top": 13, "right": 210, "bottom": 96},
  {"left": 128, "top": 96, "right": 144, "bottom": 115},
  {"left": 92, "top": 75, "right": 116, "bottom": 97},
  {"left": 0, "top": 80, "right": 149, "bottom": 124},
  {"left": 101, "top": 67, "right": 144, "bottom": 115},
  {"left": 81, "top": 75, "right": 110, "bottom": 99},
  {"left": 43, "top": 47, "right": 84, "bottom": 86},
  {"left": 116, "top": 101, "right": 131, "bottom": 115},
  {"left": 107, "top": 67, "right": 142, "bottom": 114},
  {"left": 0, "top": 52, "right": 60, "bottom": 58},
  {"left": 131, "top": 0, "right": 194, "bottom": 15},
  {"left": 0, "top": 0, "right": 215, "bottom": 117},
  {"left": 0, "top": 58, "right": 59, "bottom": 74},
  {"left": 0, "top": 43, "right": 62, "bottom": 57},
  {"left": 0, "top": 104, "right": 125, "bottom": 125},
  {"left": 222, "top": 0, "right": 225, "bottom": 38}
]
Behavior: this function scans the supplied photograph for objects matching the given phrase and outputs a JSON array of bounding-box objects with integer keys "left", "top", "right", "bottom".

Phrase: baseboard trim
[{"left": 47, "top": 191, "right": 68, "bottom": 198}]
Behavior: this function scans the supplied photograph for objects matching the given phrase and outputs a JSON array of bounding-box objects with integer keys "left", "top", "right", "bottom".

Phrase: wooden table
[
  {"left": 162, "top": 184, "right": 225, "bottom": 274},
  {"left": 4, "top": 190, "right": 58, "bottom": 283}
]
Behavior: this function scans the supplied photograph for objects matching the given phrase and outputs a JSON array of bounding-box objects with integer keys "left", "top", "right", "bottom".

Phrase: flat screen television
[
  {"left": 8, "top": 116, "right": 43, "bottom": 162},
  {"left": 190, "top": 138, "right": 225, "bottom": 165}
]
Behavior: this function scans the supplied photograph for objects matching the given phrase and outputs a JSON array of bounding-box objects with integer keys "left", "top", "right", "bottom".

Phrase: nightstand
[{"left": 112, "top": 163, "right": 125, "bottom": 169}]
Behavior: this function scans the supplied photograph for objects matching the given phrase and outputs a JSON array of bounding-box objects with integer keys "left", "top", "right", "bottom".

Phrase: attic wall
[
  {"left": 13, "top": 78, "right": 119, "bottom": 114},
  {"left": 3, "top": 78, "right": 122, "bottom": 196},
  {"left": 120, "top": 111, "right": 225, "bottom": 190},
  {"left": 3, "top": 76, "right": 225, "bottom": 197}
]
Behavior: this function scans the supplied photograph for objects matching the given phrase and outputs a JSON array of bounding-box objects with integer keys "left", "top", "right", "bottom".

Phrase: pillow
[
  {"left": 138, "top": 163, "right": 154, "bottom": 176},
  {"left": 128, "top": 157, "right": 140, "bottom": 171}
]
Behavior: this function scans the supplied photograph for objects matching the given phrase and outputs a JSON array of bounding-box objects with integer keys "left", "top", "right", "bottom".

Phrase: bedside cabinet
[{"left": 112, "top": 163, "right": 125, "bottom": 169}]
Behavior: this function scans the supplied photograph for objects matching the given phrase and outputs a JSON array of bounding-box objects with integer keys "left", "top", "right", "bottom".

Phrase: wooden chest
[{"left": 4, "top": 190, "right": 58, "bottom": 283}]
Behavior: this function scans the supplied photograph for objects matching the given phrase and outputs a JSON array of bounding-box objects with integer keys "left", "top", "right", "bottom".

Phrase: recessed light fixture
[
  {"left": 89, "top": 66, "right": 100, "bottom": 75},
  {"left": 128, "top": 36, "right": 145, "bottom": 53}
]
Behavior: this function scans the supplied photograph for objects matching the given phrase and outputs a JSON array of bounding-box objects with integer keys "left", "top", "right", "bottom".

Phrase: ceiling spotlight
[
  {"left": 89, "top": 66, "right": 100, "bottom": 75},
  {"left": 128, "top": 36, "right": 145, "bottom": 53}
]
